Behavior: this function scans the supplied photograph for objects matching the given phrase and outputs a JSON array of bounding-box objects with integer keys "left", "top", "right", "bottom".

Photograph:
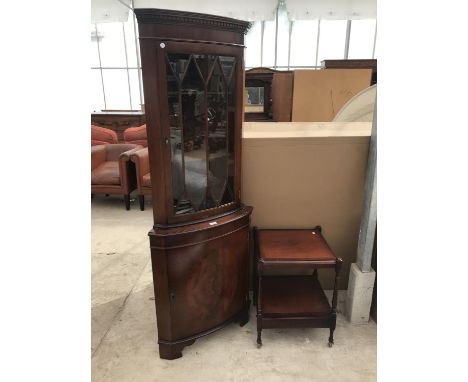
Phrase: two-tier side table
[{"left": 253, "top": 226, "right": 343, "bottom": 347}]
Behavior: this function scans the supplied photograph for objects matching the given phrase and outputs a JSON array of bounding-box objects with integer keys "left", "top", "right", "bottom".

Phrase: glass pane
[
  {"left": 97, "top": 23, "right": 126, "bottom": 67},
  {"left": 206, "top": 58, "right": 228, "bottom": 207},
  {"left": 317, "top": 20, "right": 347, "bottom": 63},
  {"left": 123, "top": 15, "right": 138, "bottom": 68},
  {"left": 219, "top": 56, "right": 236, "bottom": 82},
  {"left": 290, "top": 20, "right": 318, "bottom": 67},
  {"left": 139, "top": 69, "right": 145, "bottom": 106},
  {"left": 262, "top": 20, "right": 276, "bottom": 67},
  {"left": 101, "top": 69, "right": 131, "bottom": 110},
  {"left": 166, "top": 54, "right": 185, "bottom": 205},
  {"left": 194, "top": 54, "right": 216, "bottom": 81},
  {"left": 245, "top": 87, "right": 264, "bottom": 113},
  {"left": 373, "top": 26, "right": 378, "bottom": 59},
  {"left": 245, "top": 21, "right": 262, "bottom": 68},
  {"left": 167, "top": 54, "right": 190, "bottom": 83},
  {"left": 129, "top": 69, "right": 142, "bottom": 111},
  {"left": 91, "top": 69, "right": 104, "bottom": 112},
  {"left": 225, "top": 57, "right": 236, "bottom": 203},
  {"left": 348, "top": 20, "right": 377, "bottom": 59},
  {"left": 180, "top": 55, "right": 207, "bottom": 213},
  {"left": 167, "top": 54, "right": 236, "bottom": 215}
]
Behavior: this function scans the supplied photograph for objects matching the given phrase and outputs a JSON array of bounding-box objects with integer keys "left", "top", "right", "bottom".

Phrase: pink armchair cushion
[
  {"left": 124, "top": 125, "right": 147, "bottom": 147},
  {"left": 142, "top": 173, "right": 151, "bottom": 188},
  {"left": 91, "top": 125, "right": 118, "bottom": 146},
  {"left": 91, "top": 161, "right": 120, "bottom": 185}
]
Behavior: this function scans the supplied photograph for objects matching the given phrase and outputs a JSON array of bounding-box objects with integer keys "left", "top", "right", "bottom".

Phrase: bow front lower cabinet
[{"left": 135, "top": 9, "right": 253, "bottom": 360}]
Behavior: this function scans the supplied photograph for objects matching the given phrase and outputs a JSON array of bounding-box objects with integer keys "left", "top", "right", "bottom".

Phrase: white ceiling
[{"left": 91, "top": 0, "right": 376, "bottom": 23}]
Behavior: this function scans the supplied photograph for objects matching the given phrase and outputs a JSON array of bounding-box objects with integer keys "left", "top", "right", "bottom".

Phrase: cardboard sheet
[{"left": 291, "top": 69, "right": 372, "bottom": 122}]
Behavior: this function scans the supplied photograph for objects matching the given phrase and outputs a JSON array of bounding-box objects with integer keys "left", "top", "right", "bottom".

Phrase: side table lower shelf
[
  {"left": 257, "top": 271, "right": 337, "bottom": 347},
  {"left": 253, "top": 227, "right": 343, "bottom": 348}
]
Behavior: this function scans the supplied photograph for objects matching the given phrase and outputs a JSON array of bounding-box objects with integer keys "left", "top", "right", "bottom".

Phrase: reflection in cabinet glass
[
  {"left": 166, "top": 54, "right": 237, "bottom": 214},
  {"left": 135, "top": 8, "right": 252, "bottom": 360}
]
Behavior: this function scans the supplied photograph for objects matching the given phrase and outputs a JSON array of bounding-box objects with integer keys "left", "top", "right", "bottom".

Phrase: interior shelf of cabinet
[{"left": 261, "top": 276, "right": 331, "bottom": 317}]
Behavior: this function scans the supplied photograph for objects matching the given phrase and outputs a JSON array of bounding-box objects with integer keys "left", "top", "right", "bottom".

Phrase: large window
[
  {"left": 262, "top": 20, "right": 277, "bottom": 67},
  {"left": 316, "top": 20, "right": 348, "bottom": 63},
  {"left": 348, "top": 20, "right": 377, "bottom": 59},
  {"left": 244, "top": 13, "right": 377, "bottom": 70},
  {"left": 289, "top": 20, "right": 319, "bottom": 68},
  {"left": 245, "top": 21, "right": 262, "bottom": 68},
  {"left": 91, "top": 3, "right": 377, "bottom": 112},
  {"left": 91, "top": 11, "right": 143, "bottom": 113}
]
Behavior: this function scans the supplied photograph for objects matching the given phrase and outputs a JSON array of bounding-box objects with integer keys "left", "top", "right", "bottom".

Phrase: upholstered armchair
[
  {"left": 91, "top": 144, "right": 143, "bottom": 210},
  {"left": 91, "top": 124, "right": 118, "bottom": 146},
  {"left": 124, "top": 124, "right": 148, "bottom": 147},
  {"left": 130, "top": 147, "right": 151, "bottom": 210}
]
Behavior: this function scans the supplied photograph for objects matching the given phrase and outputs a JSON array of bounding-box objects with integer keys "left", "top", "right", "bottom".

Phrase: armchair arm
[
  {"left": 118, "top": 145, "right": 143, "bottom": 194},
  {"left": 91, "top": 145, "right": 106, "bottom": 171},
  {"left": 119, "top": 146, "right": 144, "bottom": 162},
  {"left": 130, "top": 148, "right": 150, "bottom": 192},
  {"left": 130, "top": 148, "right": 150, "bottom": 177}
]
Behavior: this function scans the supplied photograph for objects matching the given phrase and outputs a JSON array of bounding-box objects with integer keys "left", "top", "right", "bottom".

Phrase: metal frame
[
  {"left": 116, "top": 0, "right": 131, "bottom": 11},
  {"left": 344, "top": 20, "right": 352, "bottom": 59},
  {"left": 287, "top": 20, "right": 293, "bottom": 70},
  {"left": 93, "top": 0, "right": 143, "bottom": 112},
  {"left": 122, "top": 22, "right": 133, "bottom": 109},
  {"left": 314, "top": 20, "right": 321, "bottom": 67},
  {"left": 273, "top": 2, "right": 279, "bottom": 69},
  {"left": 260, "top": 21, "right": 265, "bottom": 67},
  {"left": 94, "top": 23, "right": 107, "bottom": 110},
  {"left": 372, "top": 20, "right": 377, "bottom": 59}
]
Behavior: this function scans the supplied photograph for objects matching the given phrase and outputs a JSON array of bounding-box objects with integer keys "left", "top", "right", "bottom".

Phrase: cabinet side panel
[
  {"left": 150, "top": 245, "right": 173, "bottom": 340},
  {"left": 271, "top": 72, "right": 293, "bottom": 122}
]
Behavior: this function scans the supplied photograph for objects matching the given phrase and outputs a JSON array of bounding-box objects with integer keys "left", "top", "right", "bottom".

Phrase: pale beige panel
[
  {"left": 241, "top": 122, "right": 371, "bottom": 289},
  {"left": 243, "top": 121, "right": 372, "bottom": 138},
  {"left": 291, "top": 69, "right": 372, "bottom": 122}
]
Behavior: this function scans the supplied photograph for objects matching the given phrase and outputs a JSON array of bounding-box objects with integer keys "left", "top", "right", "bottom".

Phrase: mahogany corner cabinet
[{"left": 135, "top": 8, "right": 253, "bottom": 360}]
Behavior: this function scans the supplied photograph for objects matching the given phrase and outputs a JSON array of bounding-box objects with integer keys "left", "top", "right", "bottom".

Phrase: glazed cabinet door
[{"left": 156, "top": 41, "right": 244, "bottom": 225}]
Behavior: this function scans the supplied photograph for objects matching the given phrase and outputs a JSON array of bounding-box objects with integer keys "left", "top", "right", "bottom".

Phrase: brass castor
[{"left": 328, "top": 341, "right": 333, "bottom": 348}]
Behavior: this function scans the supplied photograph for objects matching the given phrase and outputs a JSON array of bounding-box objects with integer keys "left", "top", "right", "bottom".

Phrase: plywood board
[
  {"left": 291, "top": 69, "right": 372, "bottom": 122},
  {"left": 272, "top": 72, "right": 293, "bottom": 122}
]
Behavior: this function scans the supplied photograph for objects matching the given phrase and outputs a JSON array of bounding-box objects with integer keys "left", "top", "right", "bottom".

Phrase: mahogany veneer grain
[{"left": 262, "top": 276, "right": 330, "bottom": 317}]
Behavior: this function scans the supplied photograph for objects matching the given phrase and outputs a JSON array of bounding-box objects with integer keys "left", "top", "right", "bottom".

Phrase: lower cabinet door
[{"left": 167, "top": 226, "right": 249, "bottom": 340}]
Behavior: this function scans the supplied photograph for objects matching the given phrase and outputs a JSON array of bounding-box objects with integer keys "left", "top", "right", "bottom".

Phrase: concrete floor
[{"left": 92, "top": 194, "right": 376, "bottom": 382}]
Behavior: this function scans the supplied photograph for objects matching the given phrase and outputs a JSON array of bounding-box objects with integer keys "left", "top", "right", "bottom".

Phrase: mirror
[{"left": 245, "top": 86, "right": 264, "bottom": 113}]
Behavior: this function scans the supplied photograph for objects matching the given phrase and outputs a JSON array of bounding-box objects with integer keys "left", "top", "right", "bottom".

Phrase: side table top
[{"left": 257, "top": 228, "right": 336, "bottom": 263}]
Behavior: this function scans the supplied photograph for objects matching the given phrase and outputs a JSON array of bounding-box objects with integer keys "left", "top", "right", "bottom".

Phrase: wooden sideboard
[
  {"left": 321, "top": 59, "right": 377, "bottom": 85},
  {"left": 244, "top": 68, "right": 293, "bottom": 122},
  {"left": 91, "top": 112, "right": 146, "bottom": 142}
]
